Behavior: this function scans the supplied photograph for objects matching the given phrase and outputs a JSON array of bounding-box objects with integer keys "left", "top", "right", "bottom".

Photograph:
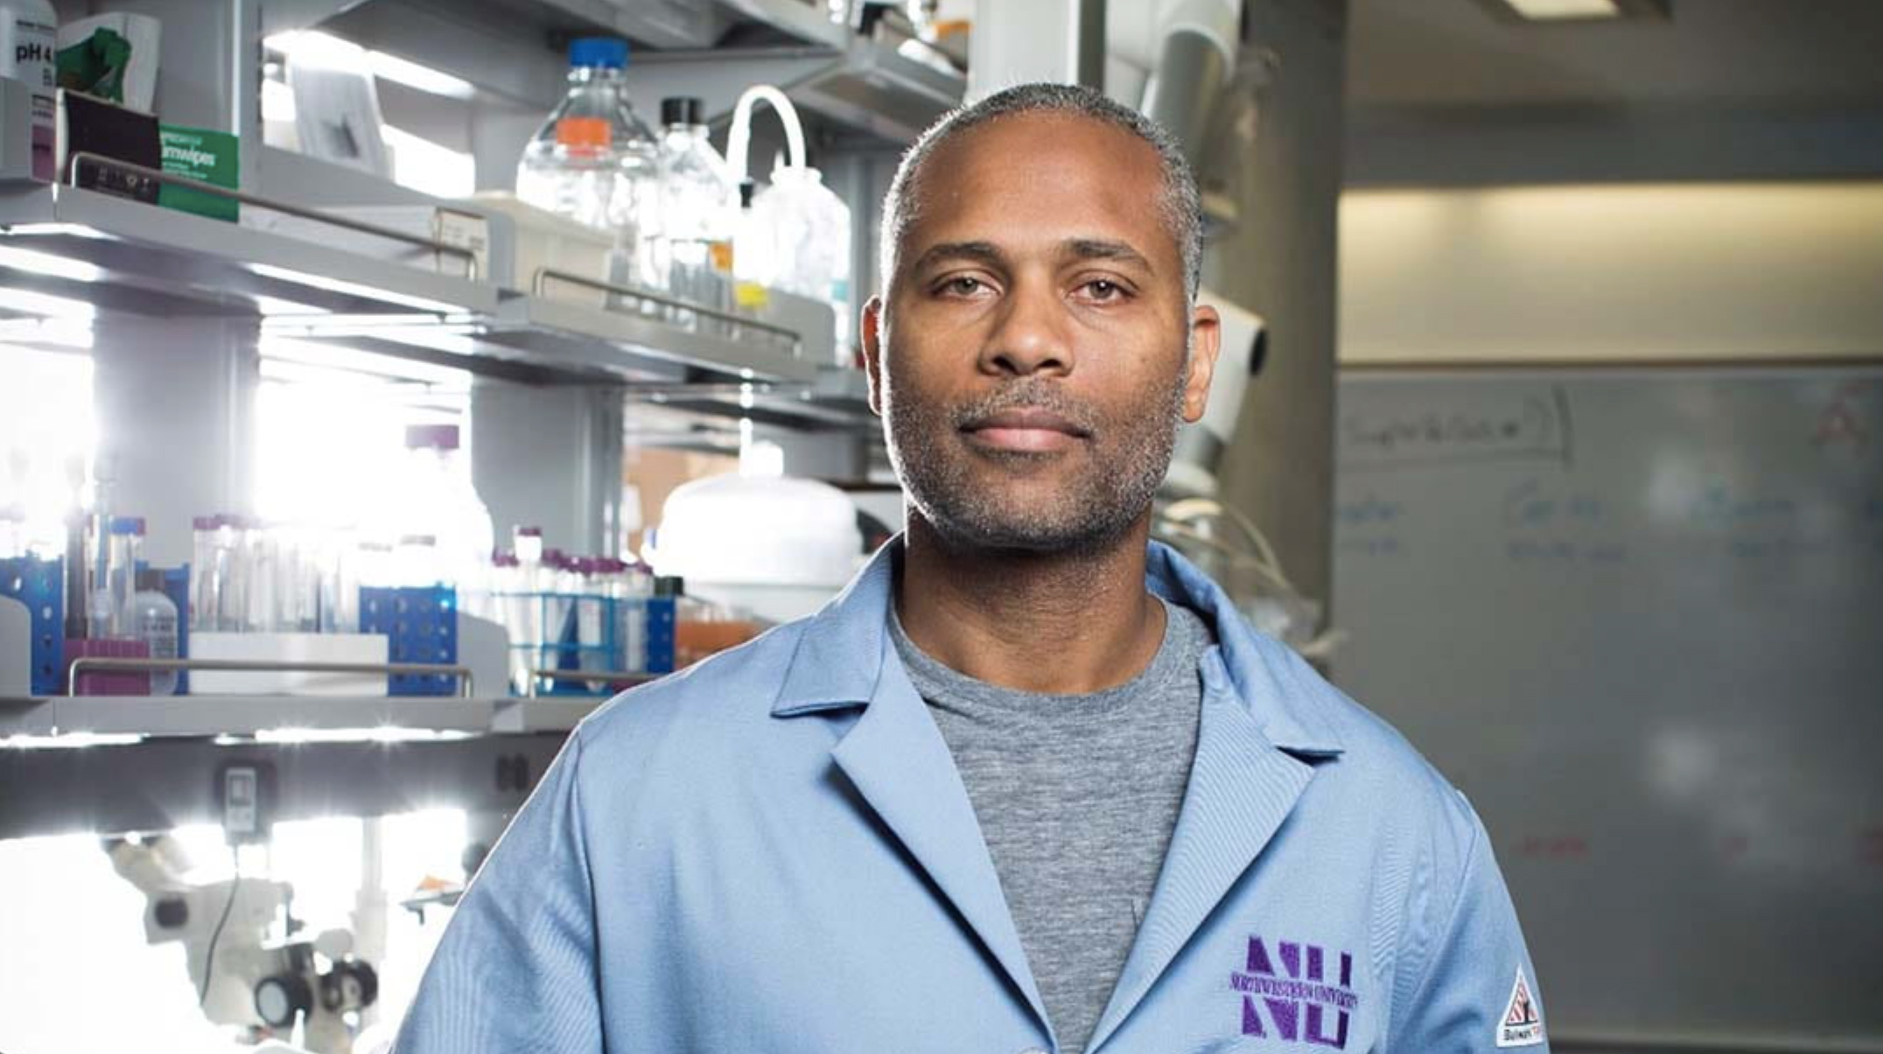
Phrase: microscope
[{"left": 103, "top": 762, "right": 379, "bottom": 1054}]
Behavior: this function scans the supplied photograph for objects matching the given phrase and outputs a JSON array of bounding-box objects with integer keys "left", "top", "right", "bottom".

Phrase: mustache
[{"left": 948, "top": 380, "right": 1099, "bottom": 435}]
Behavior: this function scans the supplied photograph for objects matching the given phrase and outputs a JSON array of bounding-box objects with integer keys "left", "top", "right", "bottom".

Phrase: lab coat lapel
[
  {"left": 829, "top": 630, "right": 1053, "bottom": 1039},
  {"left": 1084, "top": 649, "right": 1318, "bottom": 1052}
]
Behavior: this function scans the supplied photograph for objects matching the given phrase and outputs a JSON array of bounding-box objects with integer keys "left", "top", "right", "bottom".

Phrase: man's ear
[
  {"left": 1182, "top": 304, "right": 1221, "bottom": 424},
  {"left": 861, "top": 296, "right": 886, "bottom": 417}
]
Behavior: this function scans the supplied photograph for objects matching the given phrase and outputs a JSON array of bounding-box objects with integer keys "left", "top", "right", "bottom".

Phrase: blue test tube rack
[
  {"left": 359, "top": 585, "right": 459, "bottom": 696},
  {"left": 1, "top": 555, "right": 65, "bottom": 697}
]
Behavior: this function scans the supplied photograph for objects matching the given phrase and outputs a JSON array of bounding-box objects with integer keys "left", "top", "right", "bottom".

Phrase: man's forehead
[
  {"left": 900, "top": 111, "right": 1175, "bottom": 265},
  {"left": 918, "top": 110, "right": 1164, "bottom": 193}
]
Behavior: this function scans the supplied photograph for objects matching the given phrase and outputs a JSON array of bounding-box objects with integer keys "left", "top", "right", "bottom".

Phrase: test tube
[
  {"left": 215, "top": 515, "right": 247, "bottom": 632},
  {"left": 97, "top": 515, "right": 143, "bottom": 640},
  {"left": 191, "top": 515, "right": 220, "bottom": 632}
]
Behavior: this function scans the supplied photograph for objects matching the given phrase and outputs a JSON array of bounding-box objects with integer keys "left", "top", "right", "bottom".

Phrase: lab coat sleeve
[
  {"left": 1388, "top": 794, "right": 1550, "bottom": 1053},
  {"left": 395, "top": 730, "right": 603, "bottom": 1053}
]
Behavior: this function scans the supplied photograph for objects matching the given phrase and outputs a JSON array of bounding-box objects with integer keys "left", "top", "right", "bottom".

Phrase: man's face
[{"left": 863, "top": 112, "right": 1220, "bottom": 553}]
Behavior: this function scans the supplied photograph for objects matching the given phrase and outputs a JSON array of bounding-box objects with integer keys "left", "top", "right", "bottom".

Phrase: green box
[{"left": 158, "top": 125, "right": 239, "bottom": 222}]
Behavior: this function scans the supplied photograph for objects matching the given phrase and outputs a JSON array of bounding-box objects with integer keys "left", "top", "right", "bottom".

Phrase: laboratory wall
[
  {"left": 1339, "top": 181, "right": 1883, "bottom": 366},
  {"left": 1331, "top": 176, "right": 1883, "bottom": 1049}
]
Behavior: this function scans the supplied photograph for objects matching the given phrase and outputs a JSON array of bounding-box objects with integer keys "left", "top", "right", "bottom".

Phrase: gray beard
[{"left": 884, "top": 364, "right": 1188, "bottom": 556}]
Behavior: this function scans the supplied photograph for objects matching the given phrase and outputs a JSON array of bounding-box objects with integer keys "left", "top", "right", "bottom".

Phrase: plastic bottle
[
  {"left": 356, "top": 539, "right": 396, "bottom": 591},
  {"left": 515, "top": 36, "right": 660, "bottom": 280},
  {"left": 654, "top": 96, "right": 738, "bottom": 333},
  {"left": 395, "top": 534, "right": 445, "bottom": 589},
  {"left": 749, "top": 165, "right": 853, "bottom": 352},
  {"left": 724, "top": 85, "right": 855, "bottom": 356},
  {"left": 396, "top": 424, "right": 494, "bottom": 596},
  {"left": 0, "top": 1, "right": 58, "bottom": 182},
  {"left": 125, "top": 568, "right": 178, "bottom": 695}
]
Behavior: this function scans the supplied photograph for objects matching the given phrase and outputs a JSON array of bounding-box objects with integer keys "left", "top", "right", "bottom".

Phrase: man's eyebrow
[
  {"left": 1062, "top": 238, "right": 1155, "bottom": 273},
  {"left": 911, "top": 240, "right": 1005, "bottom": 272}
]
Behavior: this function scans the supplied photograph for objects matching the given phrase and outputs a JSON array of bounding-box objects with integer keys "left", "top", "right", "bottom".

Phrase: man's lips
[{"left": 960, "top": 407, "right": 1091, "bottom": 452}]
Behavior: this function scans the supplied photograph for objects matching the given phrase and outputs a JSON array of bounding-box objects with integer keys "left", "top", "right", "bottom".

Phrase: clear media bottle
[
  {"left": 654, "top": 96, "right": 738, "bottom": 332},
  {"left": 397, "top": 424, "right": 494, "bottom": 599},
  {"left": 125, "top": 568, "right": 178, "bottom": 695},
  {"left": 515, "top": 36, "right": 659, "bottom": 282}
]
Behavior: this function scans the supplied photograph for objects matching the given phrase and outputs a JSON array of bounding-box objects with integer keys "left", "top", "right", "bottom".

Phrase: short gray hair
[{"left": 879, "top": 82, "right": 1203, "bottom": 303}]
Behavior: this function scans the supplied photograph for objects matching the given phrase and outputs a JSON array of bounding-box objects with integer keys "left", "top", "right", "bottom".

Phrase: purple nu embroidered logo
[{"left": 1229, "top": 936, "right": 1358, "bottom": 1048}]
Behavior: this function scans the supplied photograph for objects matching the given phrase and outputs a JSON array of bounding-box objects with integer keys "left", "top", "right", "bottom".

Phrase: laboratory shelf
[
  {"left": 482, "top": 291, "right": 824, "bottom": 386},
  {"left": 320, "top": 0, "right": 964, "bottom": 145},
  {"left": 0, "top": 694, "right": 606, "bottom": 740},
  {"left": 639, "top": 362, "right": 878, "bottom": 430},
  {"left": 0, "top": 182, "right": 500, "bottom": 321},
  {"left": 0, "top": 178, "right": 842, "bottom": 393}
]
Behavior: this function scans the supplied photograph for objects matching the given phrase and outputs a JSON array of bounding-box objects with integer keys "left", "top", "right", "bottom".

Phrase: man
[{"left": 396, "top": 83, "right": 1547, "bottom": 1054}]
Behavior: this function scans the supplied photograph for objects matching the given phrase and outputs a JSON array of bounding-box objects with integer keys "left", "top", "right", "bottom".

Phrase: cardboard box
[
  {"left": 470, "top": 191, "right": 614, "bottom": 300},
  {"left": 158, "top": 124, "right": 238, "bottom": 221}
]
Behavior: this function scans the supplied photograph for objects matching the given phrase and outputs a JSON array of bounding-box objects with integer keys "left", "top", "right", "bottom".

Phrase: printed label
[
  {"left": 1230, "top": 935, "right": 1359, "bottom": 1049},
  {"left": 1496, "top": 967, "right": 1545, "bottom": 1048}
]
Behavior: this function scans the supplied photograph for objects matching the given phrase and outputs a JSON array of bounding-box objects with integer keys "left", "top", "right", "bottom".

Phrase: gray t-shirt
[{"left": 888, "top": 597, "right": 1211, "bottom": 1054}]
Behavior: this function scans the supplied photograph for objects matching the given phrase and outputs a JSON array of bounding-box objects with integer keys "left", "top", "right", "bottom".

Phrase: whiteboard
[{"left": 1330, "top": 368, "right": 1883, "bottom": 1045}]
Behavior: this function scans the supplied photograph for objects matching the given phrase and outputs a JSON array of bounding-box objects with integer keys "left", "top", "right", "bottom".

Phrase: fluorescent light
[
  {"left": 265, "top": 30, "right": 476, "bottom": 99},
  {"left": 1502, "top": 0, "right": 1621, "bottom": 18}
]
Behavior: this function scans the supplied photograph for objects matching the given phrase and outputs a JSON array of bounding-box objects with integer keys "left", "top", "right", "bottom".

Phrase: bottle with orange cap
[{"left": 515, "top": 37, "right": 660, "bottom": 279}]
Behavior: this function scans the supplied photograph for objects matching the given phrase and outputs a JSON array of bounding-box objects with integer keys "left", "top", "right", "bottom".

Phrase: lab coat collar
[
  {"left": 772, "top": 535, "right": 1347, "bottom": 760},
  {"left": 772, "top": 535, "right": 1345, "bottom": 1051}
]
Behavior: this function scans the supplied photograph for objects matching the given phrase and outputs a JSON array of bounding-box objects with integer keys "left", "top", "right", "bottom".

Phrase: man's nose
[{"left": 979, "top": 279, "right": 1073, "bottom": 378}]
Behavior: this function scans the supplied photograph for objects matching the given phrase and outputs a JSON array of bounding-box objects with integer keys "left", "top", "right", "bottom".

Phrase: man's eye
[
  {"left": 1082, "top": 279, "right": 1125, "bottom": 301},
  {"left": 942, "top": 277, "right": 986, "bottom": 296}
]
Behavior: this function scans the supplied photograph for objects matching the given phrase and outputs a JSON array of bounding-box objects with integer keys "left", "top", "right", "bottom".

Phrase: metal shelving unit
[
  {"left": 0, "top": 182, "right": 498, "bottom": 320},
  {"left": 0, "top": 693, "right": 603, "bottom": 739},
  {"left": 0, "top": 0, "right": 921, "bottom": 825},
  {"left": 0, "top": 175, "right": 838, "bottom": 389}
]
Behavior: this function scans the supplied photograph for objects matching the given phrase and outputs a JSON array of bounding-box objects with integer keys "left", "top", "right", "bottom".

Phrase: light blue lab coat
[{"left": 397, "top": 541, "right": 1548, "bottom": 1053}]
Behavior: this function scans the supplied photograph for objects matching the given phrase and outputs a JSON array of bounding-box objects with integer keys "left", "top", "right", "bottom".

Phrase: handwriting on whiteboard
[
  {"left": 1334, "top": 494, "right": 1409, "bottom": 558},
  {"left": 1338, "top": 385, "right": 1574, "bottom": 470},
  {"left": 1500, "top": 479, "right": 1628, "bottom": 564}
]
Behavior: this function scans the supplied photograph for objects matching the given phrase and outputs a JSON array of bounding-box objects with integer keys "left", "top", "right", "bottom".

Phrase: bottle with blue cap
[{"left": 515, "top": 36, "right": 660, "bottom": 281}]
